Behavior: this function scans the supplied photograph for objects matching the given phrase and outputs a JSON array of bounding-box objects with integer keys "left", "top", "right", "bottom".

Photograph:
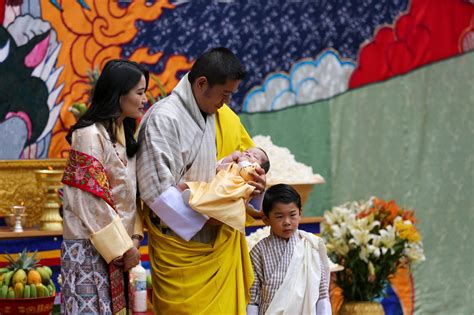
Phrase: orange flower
[
  {"left": 372, "top": 198, "right": 406, "bottom": 226},
  {"left": 402, "top": 210, "right": 417, "bottom": 223}
]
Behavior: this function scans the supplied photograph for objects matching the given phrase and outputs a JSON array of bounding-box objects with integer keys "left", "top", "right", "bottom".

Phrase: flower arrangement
[{"left": 321, "top": 197, "right": 425, "bottom": 302}]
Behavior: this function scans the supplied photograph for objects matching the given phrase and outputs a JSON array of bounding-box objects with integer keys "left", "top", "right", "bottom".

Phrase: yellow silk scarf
[{"left": 145, "top": 210, "right": 253, "bottom": 314}]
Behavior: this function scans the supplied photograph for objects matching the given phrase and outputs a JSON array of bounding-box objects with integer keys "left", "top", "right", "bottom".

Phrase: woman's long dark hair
[{"left": 66, "top": 60, "right": 149, "bottom": 157}]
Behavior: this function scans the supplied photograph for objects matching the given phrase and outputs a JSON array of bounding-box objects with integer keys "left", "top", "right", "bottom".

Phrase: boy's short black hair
[
  {"left": 188, "top": 47, "right": 247, "bottom": 86},
  {"left": 262, "top": 184, "right": 301, "bottom": 217}
]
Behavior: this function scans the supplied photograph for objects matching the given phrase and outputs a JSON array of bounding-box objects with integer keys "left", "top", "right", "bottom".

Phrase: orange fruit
[{"left": 27, "top": 269, "right": 42, "bottom": 284}]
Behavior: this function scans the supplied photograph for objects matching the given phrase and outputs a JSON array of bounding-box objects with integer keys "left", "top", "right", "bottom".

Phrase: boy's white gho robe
[
  {"left": 137, "top": 73, "right": 217, "bottom": 242},
  {"left": 248, "top": 230, "right": 332, "bottom": 315}
]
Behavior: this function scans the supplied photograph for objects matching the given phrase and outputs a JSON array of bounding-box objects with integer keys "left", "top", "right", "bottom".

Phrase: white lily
[
  {"left": 331, "top": 222, "right": 349, "bottom": 239},
  {"left": 358, "top": 244, "right": 371, "bottom": 262},
  {"left": 379, "top": 225, "right": 397, "bottom": 254},
  {"left": 334, "top": 239, "right": 350, "bottom": 256},
  {"left": 349, "top": 227, "right": 373, "bottom": 247},
  {"left": 404, "top": 242, "right": 426, "bottom": 262},
  {"left": 368, "top": 235, "right": 382, "bottom": 258}
]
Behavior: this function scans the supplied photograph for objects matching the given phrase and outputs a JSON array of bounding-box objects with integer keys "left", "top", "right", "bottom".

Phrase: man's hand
[
  {"left": 230, "top": 150, "right": 242, "bottom": 162},
  {"left": 220, "top": 150, "right": 242, "bottom": 165},
  {"left": 122, "top": 247, "right": 141, "bottom": 271},
  {"left": 247, "top": 166, "right": 266, "bottom": 197},
  {"left": 177, "top": 182, "right": 189, "bottom": 192}
]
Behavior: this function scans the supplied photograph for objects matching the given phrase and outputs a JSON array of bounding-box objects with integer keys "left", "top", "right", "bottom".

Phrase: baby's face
[{"left": 239, "top": 147, "right": 267, "bottom": 167}]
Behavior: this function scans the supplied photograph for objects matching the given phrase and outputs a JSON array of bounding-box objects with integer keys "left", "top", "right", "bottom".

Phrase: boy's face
[
  {"left": 240, "top": 147, "right": 267, "bottom": 167},
  {"left": 263, "top": 202, "right": 301, "bottom": 239}
]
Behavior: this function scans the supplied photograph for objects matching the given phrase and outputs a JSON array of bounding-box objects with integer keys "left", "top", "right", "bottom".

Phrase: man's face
[{"left": 194, "top": 77, "right": 241, "bottom": 114}]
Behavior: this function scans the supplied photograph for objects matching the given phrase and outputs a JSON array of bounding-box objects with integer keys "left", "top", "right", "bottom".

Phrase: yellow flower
[
  {"left": 95, "top": 172, "right": 107, "bottom": 187},
  {"left": 395, "top": 221, "right": 421, "bottom": 242}
]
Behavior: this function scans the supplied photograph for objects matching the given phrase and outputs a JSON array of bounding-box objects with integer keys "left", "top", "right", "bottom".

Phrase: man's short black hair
[
  {"left": 188, "top": 47, "right": 247, "bottom": 86},
  {"left": 262, "top": 184, "right": 302, "bottom": 217}
]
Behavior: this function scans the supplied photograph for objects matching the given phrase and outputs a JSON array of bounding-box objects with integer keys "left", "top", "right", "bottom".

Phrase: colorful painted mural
[{"left": 1, "top": 0, "right": 472, "bottom": 159}]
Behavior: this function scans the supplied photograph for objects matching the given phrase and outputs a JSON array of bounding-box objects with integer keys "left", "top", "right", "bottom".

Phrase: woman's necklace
[
  {"left": 112, "top": 142, "right": 127, "bottom": 166},
  {"left": 107, "top": 121, "right": 128, "bottom": 166}
]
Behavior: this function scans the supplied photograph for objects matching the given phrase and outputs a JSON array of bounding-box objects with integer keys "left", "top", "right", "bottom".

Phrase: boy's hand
[{"left": 247, "top": 166, "right": 266, "bottom": 197}]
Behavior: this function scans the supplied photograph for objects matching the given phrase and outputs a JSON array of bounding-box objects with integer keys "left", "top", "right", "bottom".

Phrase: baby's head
[{"left": 239, "top": 147, "right": 270, "bottom": 173}]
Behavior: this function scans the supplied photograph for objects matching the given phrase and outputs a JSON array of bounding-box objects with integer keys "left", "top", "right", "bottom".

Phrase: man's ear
[{"left": 195, "top": 76, "right": 208, "bottom": 91}]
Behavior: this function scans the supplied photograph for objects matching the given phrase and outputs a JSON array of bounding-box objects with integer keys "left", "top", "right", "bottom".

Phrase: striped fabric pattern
[{"left": 137, "top": 74, "right": 218, "bottom": 243}]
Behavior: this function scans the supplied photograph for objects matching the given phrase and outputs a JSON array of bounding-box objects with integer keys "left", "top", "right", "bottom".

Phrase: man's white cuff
[
  {"left": 246, "top": 304, "right": 259, "bottom": 315},
  {"left": 150, "top": 186, "right": 207, "bottom": 241}
]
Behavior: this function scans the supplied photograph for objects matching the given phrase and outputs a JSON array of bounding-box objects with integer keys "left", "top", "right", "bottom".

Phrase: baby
[
  {"left": 218, "top": 147, "right": 270, "bottom": 181},
  {"left": 180, "top": 147, "right": 270, "bottom": 233}
]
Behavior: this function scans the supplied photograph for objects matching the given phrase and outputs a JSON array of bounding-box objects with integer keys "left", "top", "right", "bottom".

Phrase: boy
[
  {"left": 248, "top": 184, "right": 331, "bottom": 315},
  {"left": 179, "top": 147, "right": 270, "bottom": 233}
]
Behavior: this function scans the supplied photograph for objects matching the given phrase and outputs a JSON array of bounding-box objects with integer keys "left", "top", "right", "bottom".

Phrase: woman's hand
[
  {"left": 112, "top": 256, "right": 124, "bottom": 267},
  {"left": 122, "top": 247, "right": 141, "bottom": 271},
  {"left": 132, "top": 238, "right": 140, "bottom": 249}
]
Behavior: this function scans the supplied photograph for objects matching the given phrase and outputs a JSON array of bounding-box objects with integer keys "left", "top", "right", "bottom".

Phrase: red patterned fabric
[
  {"left": 349, "top": 0, "right": 474, "bottom": 88},
  {"left": 0, "top": 0, "right": 5, "bottom": 24},
  {"left": 62, "top": 149, "right": 128, "bottom": 315},
  {"left": 62, "top": 149, "right": 116, "bottom": 210},
  {"left": 109, "top": 263, "right": 128, "bottom": 315}
]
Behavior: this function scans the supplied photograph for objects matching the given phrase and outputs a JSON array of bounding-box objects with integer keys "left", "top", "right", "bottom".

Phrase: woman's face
[{"left": 119, "top": 75, "right": 147, "bottom": 121}]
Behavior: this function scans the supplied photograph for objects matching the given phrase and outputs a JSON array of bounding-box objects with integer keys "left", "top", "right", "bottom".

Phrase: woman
[{"left": 61, "top": 60, "right": 149, "bottom": 314}]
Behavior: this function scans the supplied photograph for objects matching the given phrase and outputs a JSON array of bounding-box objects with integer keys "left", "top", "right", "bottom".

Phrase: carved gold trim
[
  {"left": 0, "top": 159, "right": 66, "bottom": 169},
  {"left": 0, "top": 159, "right": 66, "bottom": 228}
]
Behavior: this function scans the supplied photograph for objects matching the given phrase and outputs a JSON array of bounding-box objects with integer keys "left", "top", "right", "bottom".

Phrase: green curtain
[
  {"left": 239, "top": 51, "right": 474, "bottom": 314},
  {"left": 240, "top": 101, "right": 332, "bottom": 215}
]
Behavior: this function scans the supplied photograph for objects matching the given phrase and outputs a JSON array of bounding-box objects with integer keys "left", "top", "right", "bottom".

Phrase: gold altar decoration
[
  {"left": 339, "top": 301, "right": 384, "bottom": 315},
  {"left": 35, "top": 169, "right": 64, "bottom": 231},
  {"left": 0, "top": 159, "right": 66, "bottom": 228},
  {"left": 9, "top": 205, "right": 27, "bottom": 232}
]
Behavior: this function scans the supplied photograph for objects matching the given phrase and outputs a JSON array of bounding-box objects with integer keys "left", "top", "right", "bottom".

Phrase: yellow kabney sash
[
  {"left": 145, "top": 209, "right": 253, "bottom": 314},
  {"left": 215, "top": 104, "right": 254, "bottom": 159}
]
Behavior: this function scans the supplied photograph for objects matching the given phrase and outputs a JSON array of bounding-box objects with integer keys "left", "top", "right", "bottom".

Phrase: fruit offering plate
[
  {"left": 0, "top": 295, "right": 55, "bottom": 315},
  {"left": 0, "top": 249, "right": 57, "bottom": 314}
]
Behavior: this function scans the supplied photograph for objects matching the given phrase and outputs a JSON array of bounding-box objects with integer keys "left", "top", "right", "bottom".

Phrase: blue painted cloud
[{"left": 243, "top": 50, "right": 355, "bottom": 112}]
